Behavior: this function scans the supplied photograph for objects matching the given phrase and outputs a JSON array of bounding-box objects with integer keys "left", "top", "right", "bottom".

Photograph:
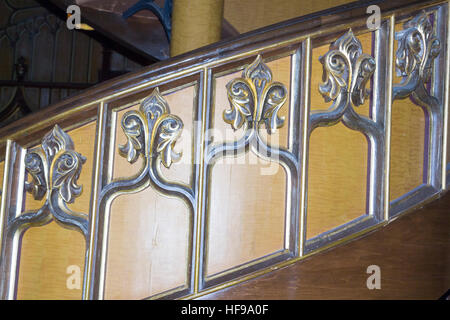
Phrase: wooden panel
[
  {"left": 66, "top": 122, "right": 97, "bottom": 214},
  {"left": 15, "top": 121, "right": 96, "bottom": 299},
  {"left": 305, "top": 33, "right": 372, "bottom": 239},
  {"left": 389, "top": 99, "right": 426, "bottom": 200},
  {"left": 32, "top": 24, "right": 54, "bottom": 83},
  {"left": 307, "top": 123, "right": 368, "bottom": 239},
  {"left": 206, "top": 152, "right": 286, "bottom": 276},
  {"left": 105, "top": 86, "right": 196, "bottom": 299},
  {"left": 206, "top": 57, "right": 291, "bottom": 276},
  {"left": 72, "top": 32, "right": 90, "bottom": 83},
  {"left": 105, "top": 189, "right": 190, "bottom": 299},
  {"left": 389, "top": 23, "right": 426, "bottom": 201},
  {"left": 159, "top": 86, "right": 196, "bottom": 186},
  {"left": 54, "top": 27, "right": 74, "bottom": 83},
  {"left": 0, "top": 36, "right": 13, "bottom": 81},
  {"left": 16, "top": 222, "right": 86, "bottom": 300},
  {"left": 201, "top": 192, "right": 450, "bottom": 300}
]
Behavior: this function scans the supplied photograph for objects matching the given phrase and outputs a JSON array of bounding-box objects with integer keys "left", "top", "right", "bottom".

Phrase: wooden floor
[{"left": 199, "top": 192, "right": 450, "bottom": 300}]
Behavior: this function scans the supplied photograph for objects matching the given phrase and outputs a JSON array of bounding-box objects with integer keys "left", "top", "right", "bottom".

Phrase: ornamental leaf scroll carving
[
  {"left": 318, "top": 29, "right": 376, "bottom": 109},
  {"left": 11, "top": 125, "right": 89, "bottom": 236},
  {"left": 396, "top": 12, "right": 440, "bottom": 85},
  {"left": 394, "top": 11, "right": 441, "bottom": 102},
  {"left": 119, "top": 87, "right": 183, "bottom": 168},
  {"left": 310, "top": 29, "right": 377, "bottom": 132},
  {"left": 223, "top": 55, "right": 287, "bottom": 134}
]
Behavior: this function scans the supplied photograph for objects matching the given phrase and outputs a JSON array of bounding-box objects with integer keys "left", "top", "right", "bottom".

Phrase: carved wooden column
[{"left": 170, "top": 0, "right": 224, "bottom": 56}]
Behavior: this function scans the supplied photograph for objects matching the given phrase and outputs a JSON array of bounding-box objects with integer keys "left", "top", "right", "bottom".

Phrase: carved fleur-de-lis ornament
[
  {"left": 319, "top": 29, "right": 376, "bottom": 107},
  {"left": 223, "top": 55, "right": 287, "bottom": 134},
  {"left": 21, "top": 125, "right": 89, "bottom": 235},
  {"left": 25, "top": 125, "right": 86, "bottom": 204},
  {"left": 119, "top": 88, "right": 183, "bottom": 168},
  {"left": 395, "top": 11, "right": 440, "bottom": 84}
]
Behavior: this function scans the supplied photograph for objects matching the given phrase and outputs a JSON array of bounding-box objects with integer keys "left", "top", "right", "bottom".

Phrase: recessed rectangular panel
[
  {"left": 306, "top": 34, "right": 372, "bottom": 240},
  {"left": 17, "top": 222, "right": 86, "bottom": 300},
  {"left": 105, "top": 188, "right": 191, "bottom": 299},
  {"left": 389, "top": 98, "right": 426, "bottom": 201},
  {"left": 15, "top": 121, "right": 96, "bottom": 300},
  {"left": 307, "top": 123, "right": 369, "bottom": 239},
  {"left": 390, "top": 23, "right": 427, "bottom": 202},
  {"left": 206, "top": 152, "right": 287, "bottom": 276},
  {"left": 205, "top": 55, "right": 291, "bottom": 278},
  {"left": 104, "top": 85, "right": 196, "bottom": 299}
]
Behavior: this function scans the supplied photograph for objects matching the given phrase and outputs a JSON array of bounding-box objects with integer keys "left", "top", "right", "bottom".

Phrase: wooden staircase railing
[{"left": 0, "top": 0, "right": 448, "bottom": 300}]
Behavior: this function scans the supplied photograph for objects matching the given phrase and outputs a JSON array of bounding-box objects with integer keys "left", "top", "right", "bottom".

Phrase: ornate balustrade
[{"left": 0, "top": 0, "right": 449, "bottom": 300}]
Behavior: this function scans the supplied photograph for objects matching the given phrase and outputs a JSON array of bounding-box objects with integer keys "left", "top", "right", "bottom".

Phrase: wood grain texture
[
  {"left": 15, "top": 121, "right": 95, "bottom": 299},
  {"left": 199, "top": 192, "right": 450, "bottom": 300},
  {"left": 305, "top": 33, "right": 372, "bottom": 239},
  {"left": 390, "top": 24, "right": 426, "bottom": 201},
  {"left": 105, "top": 187, "right": 190, "bottom": 299},
  {"left": 205, "top": 57, "right": 291, "bottom": 276},
  {"left": 16, "top": 221, "right": 86, "bottom": 300},
  {"left": 206, "top": 152, "right": 287, "bottom": 276},
  {"left": 307, "top": 123, "right": 368, "bottom": 239},
  {"left": 105, "top": 87, "right": 196, "bottom": 299},
  {"left": 389, "top": 98, "right": 426, "bottom": 201}
]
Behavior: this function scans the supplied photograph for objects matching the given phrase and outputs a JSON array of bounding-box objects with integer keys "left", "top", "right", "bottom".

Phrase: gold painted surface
[
  {"left": 105, "top": 188, "right": 190, "bottom": 299},
  {"left": 389, "top": 23, "right": 426, "bottom": 201},
  {"left": 206, "top": 151, "right": 286, "bottom": 276},
  {"left": 212, "top": 56, "right": 291, "bottom": 149},
  {"left": 307, "top": 122, "right": 368, "bottom": 239},
  {"left": 224, "top": 0, "right": 354, "bottom": 34},
  {"left": 16, "top": 222, "right": 86, "bottom": 300}
]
